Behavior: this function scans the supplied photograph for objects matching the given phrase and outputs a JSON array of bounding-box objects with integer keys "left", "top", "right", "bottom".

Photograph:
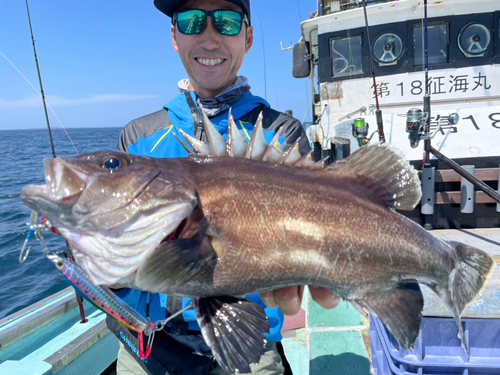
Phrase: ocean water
[{"left": 0, "top": 127, "right": 122, "bottom": 319}]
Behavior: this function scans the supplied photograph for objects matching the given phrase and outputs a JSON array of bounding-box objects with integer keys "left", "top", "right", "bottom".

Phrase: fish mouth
[
  {"left": 44, "top": 158, "right": 87, "bottom": 203},
  {"left": 20, "top": 158, "right": 86, "bottom": 213}
]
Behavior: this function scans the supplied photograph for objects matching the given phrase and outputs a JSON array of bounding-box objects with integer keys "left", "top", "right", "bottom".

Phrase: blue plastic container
[{"left": 370, "top": 314, "right": 500, "bottom": 374}]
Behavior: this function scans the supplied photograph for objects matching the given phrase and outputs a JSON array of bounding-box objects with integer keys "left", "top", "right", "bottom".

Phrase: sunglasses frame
[{"left": 173, "top": 9, "right": 249, "bottom": 36}]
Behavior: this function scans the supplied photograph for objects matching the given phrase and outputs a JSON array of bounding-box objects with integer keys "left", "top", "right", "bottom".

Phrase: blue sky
[{"left": 0, "top": 0, "right": 317, "bottom": 131}]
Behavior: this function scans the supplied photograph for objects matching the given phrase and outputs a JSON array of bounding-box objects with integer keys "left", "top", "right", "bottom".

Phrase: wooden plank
[
  {"left": 418, "top": 168, "right": 499, "bottom": 182},
  {"left": 433, "top": 168, "right": 499, "bottom": 183},
  {"left": 435, "top": 191, "right": 497, "bottom": 204}
]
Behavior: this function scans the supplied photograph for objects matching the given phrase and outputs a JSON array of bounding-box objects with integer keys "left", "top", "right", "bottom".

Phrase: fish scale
[{"left": 20, "top": 110, "right": 495, "bottom": 375}]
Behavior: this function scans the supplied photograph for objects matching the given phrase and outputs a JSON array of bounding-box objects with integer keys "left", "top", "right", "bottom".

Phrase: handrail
[
  {"left": 338, "top": 106, "right": 367, "bottom": 122},
  {"left": 430, "top": 147, "right": 500, "bottom": 205}
]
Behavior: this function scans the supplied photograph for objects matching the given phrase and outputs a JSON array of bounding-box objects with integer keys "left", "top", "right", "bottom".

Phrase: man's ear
[
  {"left": 245, "top": 25, "right": 253, "bottom": 54},
  {"left": 171, "top": 25, "right": 179, "bottom": 53}
]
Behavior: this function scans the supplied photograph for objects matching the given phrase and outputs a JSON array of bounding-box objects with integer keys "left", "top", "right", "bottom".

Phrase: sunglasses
[{"left": 173, "top": 9, "right": 248, "bottom": 36}]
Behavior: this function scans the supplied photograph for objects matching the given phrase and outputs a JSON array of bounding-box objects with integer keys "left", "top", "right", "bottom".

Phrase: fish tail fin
[
  {"left": 449, "top": 241, "right": 495, "bottom": 315},
  {"left": 433, "top": 241, "right": 495, "bottom": 355}
]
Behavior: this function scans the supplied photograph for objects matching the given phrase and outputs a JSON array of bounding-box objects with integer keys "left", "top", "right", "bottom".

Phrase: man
[{"left": 109, "top": 1, "right": 340, "bottom": 374}]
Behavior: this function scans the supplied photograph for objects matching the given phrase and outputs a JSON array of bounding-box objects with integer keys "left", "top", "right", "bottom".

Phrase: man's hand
[{"left": 260, "top": 286, "right": 340, "bottom": 315}]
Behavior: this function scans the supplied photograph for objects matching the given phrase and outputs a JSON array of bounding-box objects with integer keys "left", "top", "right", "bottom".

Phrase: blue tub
[{"left": 370, "top": 314, "right": 500, "bottom": 374}]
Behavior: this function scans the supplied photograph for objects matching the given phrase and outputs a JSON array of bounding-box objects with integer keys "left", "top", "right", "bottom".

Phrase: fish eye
[
  {"left": 102, "top": 155, "right": 126, "bottom": 170},
  {"left": 56, "top": 259, "right": 63, "bottom": 268}
]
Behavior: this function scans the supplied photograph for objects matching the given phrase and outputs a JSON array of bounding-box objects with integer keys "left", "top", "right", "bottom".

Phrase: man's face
[{"left": 171, "top": 0, "right": 253, "bottom": 98}]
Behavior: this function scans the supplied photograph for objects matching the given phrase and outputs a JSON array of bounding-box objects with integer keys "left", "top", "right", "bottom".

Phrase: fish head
[{"left": 20, "top": 150, "right": 197, "bottom": 286}]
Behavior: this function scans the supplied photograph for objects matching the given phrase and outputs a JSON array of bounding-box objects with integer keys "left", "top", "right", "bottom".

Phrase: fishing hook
[
  {"left": 139, "top": 322, "right": 156, "bottom": 359},
  {"left": 19, "top": 228, "right": 34, "bottom": 264},
  {"left": 19, "top": 210, "right": 52, "bottom": 263},
  {"left": 19, "top": 210, "right": 39, "bottom": 263},
  {"left": 138, "top": 302, "right": 195, "bottom": 359}
]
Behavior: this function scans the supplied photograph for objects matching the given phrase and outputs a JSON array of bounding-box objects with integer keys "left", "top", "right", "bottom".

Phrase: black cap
[{"left": 154, "top": 0, "right": 251, "bottom": 25}]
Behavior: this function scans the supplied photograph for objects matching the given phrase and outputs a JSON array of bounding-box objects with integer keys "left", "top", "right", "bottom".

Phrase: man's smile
[{"left": 196, "top": 57, "right": 225, "bottom": 66}]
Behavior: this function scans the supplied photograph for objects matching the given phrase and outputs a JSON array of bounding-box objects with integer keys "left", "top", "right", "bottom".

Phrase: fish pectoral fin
[
  {"left": 194, "top": 296, "right": 270, "bottom": 375},
  {"left": 135, "top": 237, "right": 216, "bottom": 293},
  {"left": 360, "top": 282, "right": 423, "bottom": 350}
]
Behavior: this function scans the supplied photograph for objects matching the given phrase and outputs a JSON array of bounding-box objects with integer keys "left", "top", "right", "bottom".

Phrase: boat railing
[
  {"left": 424, "top": 149, "right": 500, "bottom": 211},
  {"left": 322, "top": 0, "right": 398, "bottom": 14}
]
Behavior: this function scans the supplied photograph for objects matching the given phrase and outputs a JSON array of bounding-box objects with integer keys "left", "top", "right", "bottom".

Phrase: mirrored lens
[
  {"left": 214, "top": 11, "right": 243, "bottom": 35},
  {"left": 177, "top": 10, "right": 206, "bottom": 34}
]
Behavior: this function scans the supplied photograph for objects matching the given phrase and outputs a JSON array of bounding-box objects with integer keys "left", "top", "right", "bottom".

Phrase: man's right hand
[{"left": 260, "top": 286, "right": 340, "bottom": 316}]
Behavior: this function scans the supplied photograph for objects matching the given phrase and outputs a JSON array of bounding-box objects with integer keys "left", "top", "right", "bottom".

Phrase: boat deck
[
  {"left": 0, "top": 289, "right": 118, "bottom": 375},
  {"left": 281, "top": 228, "right": 500, "bottom": 374}
]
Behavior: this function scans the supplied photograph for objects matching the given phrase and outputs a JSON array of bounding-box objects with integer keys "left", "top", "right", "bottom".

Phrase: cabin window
[
  {"left": 373, "top": 33, "right": 404, "bottom": 64},
  {"left": 331, "top": 34, "right": 363, "bottom": 77},
  {"left": 458, "top": 23, "right": 491, "bottom": 57},
  {"left": 413, "top": 23, "right": 448, "bottom": 66}
]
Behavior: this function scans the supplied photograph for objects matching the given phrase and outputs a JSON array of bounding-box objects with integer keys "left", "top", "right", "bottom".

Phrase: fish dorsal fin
[
  {"left": 199, "top": 103, "right": 228, "bottom": 156},
  {"left": 261, "top": 131, "right": 283, "bottom": 163},
  {"left": 178, "top": 128, "right": 212, "bottom": 155},
  {"left": 181, "top": 108, "right": 311, "bottom": 166},
  {"left": 327, "top": 144, "right": 422, "bottom": 210},
  {"left": 227, "top": 112, "right": 248, "bottom": 158},
  {"left": 313, "top": 156, "right": 330, "bottom": 170},
  {"left": 294, "top": 150, "right": 316, "bottom": 169},
  {"left": 173, "top": 132, "right": 196, "bottom": 155},
  {"left": 279, "top": 137, "right": 302, "bottom": 166},
  {"left": 177, "top": 111, "right": 421, "bottom": 209},
  {"left": 245, "top": 112, "right": 268, "bottom": 160}
]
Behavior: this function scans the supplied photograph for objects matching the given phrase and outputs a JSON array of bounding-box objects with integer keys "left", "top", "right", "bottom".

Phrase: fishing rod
[
  {"left": 25, "top": 0, "right": 87, "bottom": 323},
  {"left": 25, "top": 0, "right": 56, "bottom": 159},
  {"left": 422, "top": 0, "right": 431, "bottom": 165},
  {"left": 361, "top": 0, "right": 385, "bottom": 143}
]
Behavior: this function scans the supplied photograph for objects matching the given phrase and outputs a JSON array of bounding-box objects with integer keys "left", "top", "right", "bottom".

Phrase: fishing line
[
  {"left": 0, "top": 52, "right": 79, "bottom": 155},
  {"left": 257, "top": 15, "right": 267, "bottom": 101}
]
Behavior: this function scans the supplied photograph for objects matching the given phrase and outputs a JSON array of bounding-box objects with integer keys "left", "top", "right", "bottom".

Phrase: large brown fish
[{"left": 20, "top": 112, "right": 494, "bottom": 374}]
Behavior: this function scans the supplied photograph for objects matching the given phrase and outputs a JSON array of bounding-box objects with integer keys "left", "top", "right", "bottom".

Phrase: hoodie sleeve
[{"left": 116, "top": 109, "right": 172, "bottom": 153}]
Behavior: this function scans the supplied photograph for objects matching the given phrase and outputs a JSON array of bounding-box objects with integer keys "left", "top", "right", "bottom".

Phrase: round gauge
[
  {"left": 458, "top": 23, "right": 491, "bottom": 57},
  {"left": 373, "top": 33, "right": 404, "bottom": 63}
]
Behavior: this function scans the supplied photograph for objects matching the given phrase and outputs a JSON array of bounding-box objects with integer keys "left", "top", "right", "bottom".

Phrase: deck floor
[{"left": 280, "top": 227, "right": 500, "bottom": 375}]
